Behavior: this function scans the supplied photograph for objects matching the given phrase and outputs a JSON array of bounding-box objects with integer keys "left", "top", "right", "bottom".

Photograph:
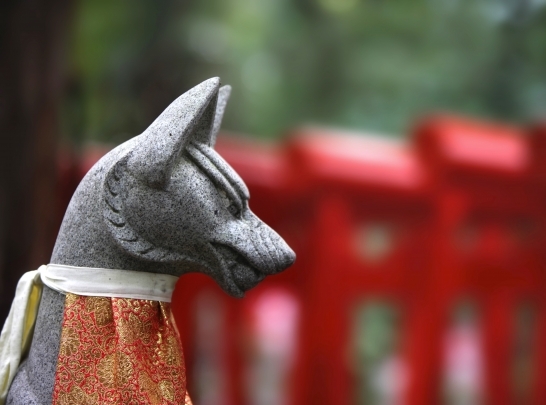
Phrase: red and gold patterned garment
[{"left": 52, "top": 294, "right": 192, "bottom": 405}]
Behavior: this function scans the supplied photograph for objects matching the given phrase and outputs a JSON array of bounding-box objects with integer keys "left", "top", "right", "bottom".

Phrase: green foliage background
[{"left": 62, "top": 0, "right": 546, "bottom": 144}]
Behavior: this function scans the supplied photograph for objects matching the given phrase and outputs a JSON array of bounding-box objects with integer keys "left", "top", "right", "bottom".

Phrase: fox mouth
[{"left": 211, "top": 243, "right": 265, "bottom": 296}]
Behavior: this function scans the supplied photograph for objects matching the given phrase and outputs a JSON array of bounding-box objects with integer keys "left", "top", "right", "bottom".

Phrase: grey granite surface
[
  {"left": 6, "top": 287, "right": 64, "bottom": 405},
  {"left": 6, "top": 77, "right": 295, "bottom": 404}
]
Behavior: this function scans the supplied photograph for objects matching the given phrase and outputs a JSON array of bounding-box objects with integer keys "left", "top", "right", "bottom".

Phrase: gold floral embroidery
[
  {"left": 96, "top": 352, "right": 133, "bottom": 388},
  {"left": 159, "top": 380, "right": 175, "bottom": 402},
  {"left": 52, "top": 294, "right": 188, "bottom": 405},
  {"left": 139, "top": 372, "right": 176, "bottom": 405},
  {"left": 118, "top": 312, "right": 154, "bottom": 345},
  {"left": 56, "top": 386, "right": 98, "bottom": 405},
  {"left": 58, "top": 327, "right": 79, "bottom": 357},
  {"left": 64, "top": 293, "right": 78, "bottom": 308},
  {"left": 157, "top": 335, "right": 182, "bottom": 367},
  {"left": 84, "top": 297, "right": 114, "bottom": 327}
]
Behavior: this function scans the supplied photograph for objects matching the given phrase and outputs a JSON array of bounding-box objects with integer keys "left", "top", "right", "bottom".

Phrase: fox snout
[
  {"left": 212, "top": 215, "right": 295, "bottom": 296},
  {"left": 247, "top": 220, "right": 296, "bottom": 275}
]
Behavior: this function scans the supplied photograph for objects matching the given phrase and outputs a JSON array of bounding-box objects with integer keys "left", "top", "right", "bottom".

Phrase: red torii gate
[
  {"left": 284, "top": 127, "right": 430, "bottom": 405},
  {"left": 409, "top": 115, "right": 539, "bottom": 405}
]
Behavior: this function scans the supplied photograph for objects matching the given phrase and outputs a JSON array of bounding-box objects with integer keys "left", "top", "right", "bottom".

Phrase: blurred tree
[
  {"left": 485, "top": 0, "right": 544, "bottom": 119},
  {"left": 63, "top": 0, "right": 200, "bottom": 145},
  {"left": 65, "top": 0, "right": 546, "bottom": 144},
  {"left": 0, "top": 0, "right": 74, "bottom": 324}
]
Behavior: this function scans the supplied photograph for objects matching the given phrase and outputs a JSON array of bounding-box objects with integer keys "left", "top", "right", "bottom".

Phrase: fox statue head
[{"left": 51, "top": 77, "right": 295, "bottom": 297}]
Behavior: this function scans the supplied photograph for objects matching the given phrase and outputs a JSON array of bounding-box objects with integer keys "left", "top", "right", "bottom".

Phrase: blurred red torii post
[
  {"left": 527, "top": 123, "right": 546, "bottom": 405},
  {"left": 410, "top": 115, "right": 538, "bottom": 405},
  {"left": 285, "top": 128, "right": 430, "bottom": 405}
]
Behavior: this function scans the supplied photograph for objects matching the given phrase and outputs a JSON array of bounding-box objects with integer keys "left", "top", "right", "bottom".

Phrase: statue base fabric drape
[{"left": 52, "top": 294, "right": 192, "bottom": 405}]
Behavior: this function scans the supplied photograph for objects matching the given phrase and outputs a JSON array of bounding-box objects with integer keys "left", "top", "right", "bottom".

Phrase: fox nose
[
  {"left": 255, "top": 226, "right": 296, "bottom": 274},
  {"left": 279, "top": 244, "right": 296, "bottom": 270}
]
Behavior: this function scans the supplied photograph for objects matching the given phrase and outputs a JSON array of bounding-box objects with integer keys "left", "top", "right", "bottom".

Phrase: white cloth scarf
[{"left": 0, "top": 264, "right": 179, "bottom": 405}]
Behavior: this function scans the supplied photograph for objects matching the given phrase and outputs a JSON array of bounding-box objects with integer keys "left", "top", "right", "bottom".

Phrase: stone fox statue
[{"left": 3, "top": 77, "right": 295, "bottom": 405}]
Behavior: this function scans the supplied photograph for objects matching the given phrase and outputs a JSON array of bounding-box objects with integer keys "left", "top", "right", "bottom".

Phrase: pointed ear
[
  {"left": 210, "top": 85, "right": 232, "bottom": 147},
  {"left": 192, "top": 88, "right": 219, "bottom": 145},
  {"left": 127, "top": 77, "right": 220, "bottom": 188}
]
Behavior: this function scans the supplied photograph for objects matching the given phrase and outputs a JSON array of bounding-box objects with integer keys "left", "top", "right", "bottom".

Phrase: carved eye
[
  {"left": 227, "top": 202, "right": 241, "bottom": 217},
  {"left": 219, "top": 190, "right": 241, "bottom": 218}
]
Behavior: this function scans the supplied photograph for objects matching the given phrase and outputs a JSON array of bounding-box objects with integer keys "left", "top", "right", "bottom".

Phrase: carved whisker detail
[
  {"left": 119, "top": 236, "right": 138, "bottom": 242},
  {"left": 105, "top": 198, "right": 121, "bottom": 213},
  {"left": 106, "top": 179, "right": 120, "bottom": 196},
  {"left": 138, "top": 246, "right": 154, "bottom": 255},
  {"left": 103, "top": 158, "right": 159, "bottom": 257},
  {"left": 103, "top": 156, "right": 188, "bottom": 262},
  {"left": 113, "top": 161, "right": 124, "bottom": 180},
  {"left": 107, "top": 219, "right": 126, "bottom": 228}
]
